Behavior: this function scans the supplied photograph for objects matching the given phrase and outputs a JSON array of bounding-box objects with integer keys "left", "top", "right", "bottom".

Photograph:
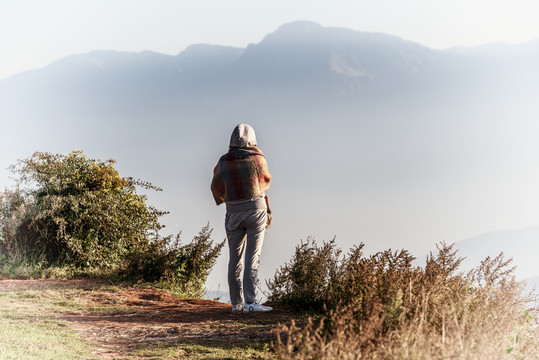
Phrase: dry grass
[{"left": 271, "top": 242, "right": 539, "bottom": 359}]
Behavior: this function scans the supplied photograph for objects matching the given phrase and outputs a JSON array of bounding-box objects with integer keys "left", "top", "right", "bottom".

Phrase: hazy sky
[{"left": 2, "top": 0, "right": 539, "bottom": 80}]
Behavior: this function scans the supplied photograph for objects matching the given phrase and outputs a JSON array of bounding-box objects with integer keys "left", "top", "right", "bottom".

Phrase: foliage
[
  {"left": 270, "top": 240, "right": 539, "bottom": 359},
  {"left": 266, "top": 238, "right": 342, "bottom": 312},
  {"left": 1, "top": 151, "right": 165, "bottom": 267},
  {"left": 124, "top": 225, "right": 225, "bottom": 298},
  {"left": 0, "top": 151, "right": 224, "bottom": 297},
  {"left": 267, "top": 238, "right": 417, "bottom": 316},
  {"left": 0, "top": 187, "right": 29, "bottom": 253},
  {"left": 133, "top": 340, "right": 272, "bottom": 360}
]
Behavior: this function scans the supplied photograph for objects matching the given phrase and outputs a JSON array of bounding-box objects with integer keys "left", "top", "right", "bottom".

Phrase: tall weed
[
  {"left": 0, "top": 246, "right": 47, "bottom": 279},
  {"left": 271, "top": 241, "right": 539, "bottom": 359},
  {"left": 266, "top": 238, "right": 342, "bottom": 311}
]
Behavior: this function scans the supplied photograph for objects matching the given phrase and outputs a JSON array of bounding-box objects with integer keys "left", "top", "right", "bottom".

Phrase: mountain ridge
[
  {"left": 3, "top": 21, "right": 539, "bottom": 83},
  {"left": 2, "top": 21, "right": 539, "bottom": 103},
  {"left": 453, "top": 226, "right": 539, "bottom": 280}
]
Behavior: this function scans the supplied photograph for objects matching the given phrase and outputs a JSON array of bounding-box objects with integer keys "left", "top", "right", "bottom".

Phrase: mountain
[
  {"left": 446, "top": 38, "right": 539, "bottom": 57},
  {"left": 176, "top": 44, "right": 244, "bottom": 75},
  {"left": 2, "top": 20, "right": 539, "bottom": 115},
  {"left": 1, "top": 21, "right": 539, "bottom": 293},
  {"left": 0, "top": 44, "right": 244, "bottom": 118},
  {"left": 211, "top": 21, "right": 439, "bottom": 97},
  {"left": 450, "top": 226, "right": 539, "bottom": 280}
]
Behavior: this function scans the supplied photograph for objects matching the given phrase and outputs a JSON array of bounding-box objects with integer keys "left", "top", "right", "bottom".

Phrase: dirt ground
[{"left": 0, "top": 279, "right": 294, "bottom": 359}]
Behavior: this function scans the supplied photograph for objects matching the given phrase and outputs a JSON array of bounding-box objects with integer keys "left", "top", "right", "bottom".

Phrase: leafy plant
[
  {"left": 0, "top": 151, "right": 224, "bottom": 297},
  {"left": 2, "top": 151, "right": 165, "bottom": 268}
]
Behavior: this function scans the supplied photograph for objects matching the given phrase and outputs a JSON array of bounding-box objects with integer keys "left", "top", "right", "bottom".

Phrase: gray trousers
[{"left": 225, "top": 209, "right": 267, "bottom": 305}]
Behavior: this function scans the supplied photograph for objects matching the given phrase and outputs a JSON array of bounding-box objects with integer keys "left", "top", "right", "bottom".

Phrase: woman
[{"left": 211, "top": 124, "right": 272, "bottom": 312}]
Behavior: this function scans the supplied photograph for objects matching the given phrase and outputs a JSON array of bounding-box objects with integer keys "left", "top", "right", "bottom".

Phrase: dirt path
[{"left": 0, "top": 279, "right": 292, "bottom": 359}]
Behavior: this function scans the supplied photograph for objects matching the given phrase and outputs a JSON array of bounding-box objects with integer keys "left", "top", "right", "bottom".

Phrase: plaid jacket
[{"left": 211, "top": 148, "right": 271, "bottom": 205}]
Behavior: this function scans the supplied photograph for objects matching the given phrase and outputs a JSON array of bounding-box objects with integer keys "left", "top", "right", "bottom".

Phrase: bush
[
  {"left": 124, "top": 225, "right": 225, "bottom": 298},
  {"left": 0, "top": 187, "right": 30, "bottom": 255},
  {"left": 266, "top": 237, "right": 342, "bottom": 312},
  {"left": 267, "top": 238, "right": 417, "bottom": 317},
  {"left": 2, "top": 151, "right": 165, "bottom": 268},
  {"left": 0, "top": 151, "right": 224, "bottom": 298},
  {"left": 270, "top": 240, "right": 539, "bottom": 359}
]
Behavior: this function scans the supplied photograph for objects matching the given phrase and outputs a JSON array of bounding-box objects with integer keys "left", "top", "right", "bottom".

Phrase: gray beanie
[{"left": 229, "top": 124, "right": 258, "bottom": 148}]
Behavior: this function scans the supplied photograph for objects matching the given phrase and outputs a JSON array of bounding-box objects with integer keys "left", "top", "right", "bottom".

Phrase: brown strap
[
  {"left": 264, "top": 194, "right": 272, "bottom": 229},
  {"left": 264, "top": 194, "right": 271, "bottom": 214}
]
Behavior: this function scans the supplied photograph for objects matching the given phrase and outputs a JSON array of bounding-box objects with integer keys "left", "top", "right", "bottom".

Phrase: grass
[
  {"left": 132, "top": 340, "right": 273, "bottom": 360},
  {"left": 0, "top": 290, "right": 97, "bottom": 360},
  {"left": 0, "top": 247, "right": 120, "bottom": 281}
]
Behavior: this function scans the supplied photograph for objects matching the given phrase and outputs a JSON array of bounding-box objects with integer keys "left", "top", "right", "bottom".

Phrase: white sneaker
[
  {"left": 243, "top": 302, "right": 273, "bottom": 312},
  {"left": 231, "top": 303, "right": 244, "bottom": 312}
]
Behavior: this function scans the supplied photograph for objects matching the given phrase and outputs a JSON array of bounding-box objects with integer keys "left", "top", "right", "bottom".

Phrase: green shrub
[
  {"left": 0, "top": 151, "right": 224, "bottom": 297},
  {"left": 2, "top": 151, "right": 165, "bottom": 268},
  {"left": 0, "top": 187, "right": 30, "bottom": 256}
]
